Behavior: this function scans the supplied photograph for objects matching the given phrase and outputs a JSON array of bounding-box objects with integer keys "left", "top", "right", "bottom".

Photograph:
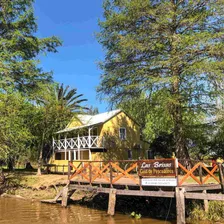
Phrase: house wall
[
  {"left": 48, "top": 151, "right": 103, "bottom": 172},
  {"left": 98, "top": 111, "right": 147, "bottom": 160}
]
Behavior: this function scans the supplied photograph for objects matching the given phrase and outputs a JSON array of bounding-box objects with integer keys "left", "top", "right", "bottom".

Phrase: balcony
[{"left": 53, "top": 135, "right": 104, "bottom": 151}]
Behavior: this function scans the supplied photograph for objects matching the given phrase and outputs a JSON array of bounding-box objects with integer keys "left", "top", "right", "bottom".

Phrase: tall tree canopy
[
  {"left": 0, "top": 0, "right": 61, "bottom": 93},
  {"left": 97, "top": 0, "right": 224, "bottom": 159}
]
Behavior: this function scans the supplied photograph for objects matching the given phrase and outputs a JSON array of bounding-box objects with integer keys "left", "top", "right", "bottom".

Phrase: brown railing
[{"left": 67, "top": 159, "right": 224, "bottom": 187}]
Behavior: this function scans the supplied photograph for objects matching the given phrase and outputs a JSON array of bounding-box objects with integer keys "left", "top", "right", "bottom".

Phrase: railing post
[
  {"left": 176, "top": 159, "right": 180, "bottom": 187},
  {"left": 138, "top": 161, "right": 143, "bottom": 190},
  {"left": 199, "top": 162, "right": 203, "bottom": 184},
  {"left": 89, "top": 162, "right": 92, "bottom": 186},
  {"left": 68, "top": 161, "right": 71, "bottom": 183},
  {"left": 88, "top": 128, "right": 91, "bottom": 148},
  {"left": 65, "top": 137, "right": 67, "bottom": 161},
  {"left": 78, "top": 134, "right": 80, "bottom": 160},
  {"left": 109, "top": 161, "right": 113, "bottom": 188},
  {"left": 218, "top": 163, "right": 224, "bottom": 193}
]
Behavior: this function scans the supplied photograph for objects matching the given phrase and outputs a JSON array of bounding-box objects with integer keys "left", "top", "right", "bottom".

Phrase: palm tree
[
  {"left": 55, "top": 83, "right": 88, "bottom": 112},
  {"left": 36, "top": 83, "right": 88, "bottom": 175}
]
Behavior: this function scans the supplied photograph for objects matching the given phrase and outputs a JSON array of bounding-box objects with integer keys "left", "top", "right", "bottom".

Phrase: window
[
  {"left": 119, "top": 127, "right": 126, "bottom": 140},
  {"left": 55, "top": 153, "right": 62, "bottom": 160}
]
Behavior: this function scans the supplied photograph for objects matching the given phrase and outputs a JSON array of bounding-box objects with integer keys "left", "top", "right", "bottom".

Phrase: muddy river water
[{"left": 0, "top": 198, "right": 175, "bottom": 224}]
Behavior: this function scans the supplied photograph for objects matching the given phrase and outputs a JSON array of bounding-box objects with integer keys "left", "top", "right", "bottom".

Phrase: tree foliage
[
  {"left": 0, "top": 90, "right": 34, "bottom": 169},
  {"left": 97, "top": 0, "right": 224, "bottom": 158},
  {"left": 0, "top": 0, "right": 61, "bottom": 93}
]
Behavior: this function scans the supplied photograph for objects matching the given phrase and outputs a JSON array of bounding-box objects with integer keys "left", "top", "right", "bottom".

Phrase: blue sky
[{"left": 34, "top": 0, "right": 108, "bottom": 112}]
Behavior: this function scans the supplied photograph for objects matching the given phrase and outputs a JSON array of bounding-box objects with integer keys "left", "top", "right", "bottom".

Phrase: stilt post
[
  {"left": 68, "top": 161, "right": 71, "bottom": 182},
  {"left": 218, "top": 163, "right": 224, "bottom": 193},
  {"left": 203, "top": 190, "right": 209, "bottom": 212},
  {"left": 107, "top": 188, "right": 117, "bottom": 216},
  {"left": 176, "top": 187, "right": 185, "bottom": 224},
  {"left": 109, "top": 161, "right": 113, "bottom": 188},
  {"left": 61, "top": 186, "right": 69, "bottom": 207}
]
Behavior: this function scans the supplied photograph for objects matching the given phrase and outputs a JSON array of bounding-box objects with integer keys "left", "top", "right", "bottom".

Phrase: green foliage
[
  {"left": 130, "top": 211, "right": 142, "bottom": 219},
  {"left": 0, "top": 0, "right": 62, "bottom": 93},
  {"left": 97, "top": 0, "right": 224, "bottom": 158},
  {"left": 30, "top": 83, "right": 88, "bottom": 174},
  {"left": 188, "top": 201, "right": 224, "bottom": 223},
  {"left": 0, "top": 91, "right": 34, "bottom": 166}
]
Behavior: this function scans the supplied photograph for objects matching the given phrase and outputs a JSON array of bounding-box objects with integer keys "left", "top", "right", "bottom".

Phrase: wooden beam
[
  {"left": 185, "top": 192, "right": 224, "bottom": 201},
  {"left": 183, "top": 184, "right": 221, "bottom": 192}
]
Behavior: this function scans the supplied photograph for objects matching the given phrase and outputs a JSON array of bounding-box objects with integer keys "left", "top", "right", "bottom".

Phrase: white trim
[{"left": 53, "top": 136, "right": 104, "bottom": 151}]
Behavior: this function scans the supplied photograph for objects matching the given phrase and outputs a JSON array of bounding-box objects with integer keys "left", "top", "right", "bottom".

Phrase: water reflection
[{"left": 0, "top": 198, "right": 172, "bottom": 224}]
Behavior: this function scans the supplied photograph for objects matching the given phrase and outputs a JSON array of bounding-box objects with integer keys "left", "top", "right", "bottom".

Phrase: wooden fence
[{"left": 67, "top": 159, "right": 224, "bottom": 187}]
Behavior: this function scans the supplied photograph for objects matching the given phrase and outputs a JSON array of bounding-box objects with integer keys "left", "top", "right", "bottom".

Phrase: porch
[{"left": 52, "top": 135, "right": 105, "bottom": 161}]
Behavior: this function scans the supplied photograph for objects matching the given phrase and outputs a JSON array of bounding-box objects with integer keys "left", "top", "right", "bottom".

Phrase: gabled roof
[{"left": 56, "top": 109, "right": 122, "bottom": 134}]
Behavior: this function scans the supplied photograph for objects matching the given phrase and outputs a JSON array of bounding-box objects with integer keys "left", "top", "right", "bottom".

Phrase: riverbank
[{"left": 0, "top": 171, "right": 223, "bottom": 223}]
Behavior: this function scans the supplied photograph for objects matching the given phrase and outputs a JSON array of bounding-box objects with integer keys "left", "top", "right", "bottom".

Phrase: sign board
[
  {"left": 138, "top": 159, "right": 176, "bottom": 177},
  {"left": 142, "top": 178, "right": 177, "bottom": 186}
]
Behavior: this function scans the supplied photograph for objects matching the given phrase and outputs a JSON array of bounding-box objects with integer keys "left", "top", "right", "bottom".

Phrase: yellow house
[{"left": 50, "top": 109, "right": 149, "bottom": 168}]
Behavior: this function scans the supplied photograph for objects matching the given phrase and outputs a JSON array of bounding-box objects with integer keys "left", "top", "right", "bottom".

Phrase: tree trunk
[
  {"left": 37, "top": 133, "right": 45, "bottom": 176},
  {"left": 7, "top": 157, "right": 14, "bottom": 171},
  {"left": 172, "top": 76, "right": 190, "bottom": 162}
]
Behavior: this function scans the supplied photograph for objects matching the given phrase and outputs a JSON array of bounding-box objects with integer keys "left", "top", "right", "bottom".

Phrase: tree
[
  {"left": 97, "top": 0, "right": 224, "bottom": 159},
  {"left": 0, "top": 90, "right": 34, "bottom": 170},
  {"left": 55, "top": 83, "right": 88, "bottom": 112},
  {"left": 33, "top": 83, "right": 88, "bottom": 175},
  {"left": 0, "top": 0, "right": 61, "bottom": 93}
]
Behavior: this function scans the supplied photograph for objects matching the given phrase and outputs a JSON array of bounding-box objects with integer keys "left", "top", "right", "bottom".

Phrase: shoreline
[{"left": 0, "top": 171, "right": 223, "bottom": 223}]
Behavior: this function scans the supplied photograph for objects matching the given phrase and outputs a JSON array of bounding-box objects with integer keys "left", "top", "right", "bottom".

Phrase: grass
[{"left": 187, "top": 201, "right": 224, "bottom": 223}]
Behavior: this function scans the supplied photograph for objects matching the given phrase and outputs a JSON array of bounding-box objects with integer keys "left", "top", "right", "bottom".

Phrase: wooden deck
[
  {"left": 67, "top": 160, "right": 223, "bottom": 187},
  {"left": 42, "top": 159, "right": 224, "bottom": 224}
]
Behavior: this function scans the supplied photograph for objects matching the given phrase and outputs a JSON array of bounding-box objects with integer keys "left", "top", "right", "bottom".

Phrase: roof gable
[
  {"left": 77, "top": 109, "right": 122, "bottom": 126},
  {"left": 57, "top": 109, "right": 122, "bottom": 133}
]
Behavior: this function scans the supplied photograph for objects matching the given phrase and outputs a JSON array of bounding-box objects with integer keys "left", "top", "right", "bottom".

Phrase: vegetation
[
  {"left": 0, "top": 1, "right": 88, "bottom": 172},
  {"left": 187, "top": 201, "right": 224, "bottom": 223},
  {"left": 97, "top": 0, "right": 224, "bottom": 159}
]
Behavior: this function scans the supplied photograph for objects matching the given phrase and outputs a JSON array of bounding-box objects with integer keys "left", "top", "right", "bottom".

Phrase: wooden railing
[
  {"left": 67, "top": 160, "right": 224, "bottom": 187},
  {"left": 53, "top": 136, "right": 104, "bottom": 151}
]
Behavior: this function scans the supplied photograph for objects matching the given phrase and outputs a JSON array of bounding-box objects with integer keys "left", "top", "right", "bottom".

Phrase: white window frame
[{"left": 119, "top": 127, "right": 126, "bottom": 140}]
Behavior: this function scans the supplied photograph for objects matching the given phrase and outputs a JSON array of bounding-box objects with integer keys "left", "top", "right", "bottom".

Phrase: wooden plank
[
  {"left": 69, "top": 185, "right": 96, "bottom": 191},
  {"left": 176, "top": 187, "right": 186, "bottom": 224},
  {"left": 185, "top": 192, "right": 224, "bottom": 201},
  {"left": 183, "top": 184, "right": 221, "bottom": 192},
  {"left": 97, "top": 188, "right": 175, "bottom": 198}
]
